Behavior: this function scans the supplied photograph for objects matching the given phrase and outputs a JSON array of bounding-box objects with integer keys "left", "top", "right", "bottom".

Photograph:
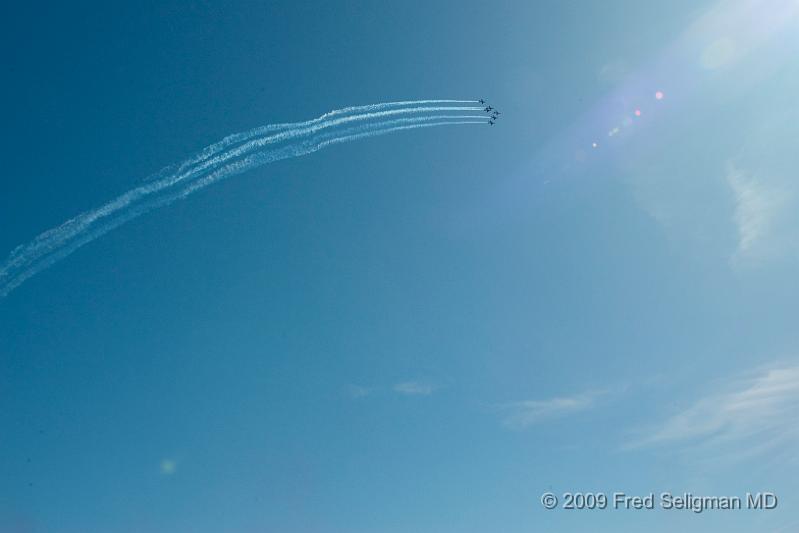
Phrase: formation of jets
[{"left": 479, "top": 99, "right": 502, "bottom": 125}]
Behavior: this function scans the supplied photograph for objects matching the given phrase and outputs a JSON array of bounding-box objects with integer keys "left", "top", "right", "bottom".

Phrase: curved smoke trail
[
  {"left": 0, "top": 101, "right": 485, "bottom": 298},
  {"left": 160, "top": 99, "right": 478, "bottom": 179},
  {"left": 4, "top": 106, "right": 480, "bottom": 279}
]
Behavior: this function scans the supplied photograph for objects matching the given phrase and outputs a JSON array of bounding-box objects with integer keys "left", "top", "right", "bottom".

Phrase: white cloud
[
  {"left": 345, "top": 384, "right": 373, "bottom": 399},
  {"left": 597, "top": 60, "right": 629, "bottom": 84},
  {"left": 700, "top": 37, "right": 736, "bottom": 70},
  {"left": 727, "top": 164, "right": 786, "bottom": 266},
  {"left": 393, "top": 381, "right": 437, "bottom": 396},
  {"left": 498, "top": 390, "right": 604, "bottom": 430},
  {"left": 627, "top": 364, "right": 799, "bottom": 461}
]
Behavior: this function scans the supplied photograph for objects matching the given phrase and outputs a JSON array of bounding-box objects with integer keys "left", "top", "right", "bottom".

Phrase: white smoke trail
[
  {"left": 169, "top": 105, "right": 484, "bottom": 188},
  {"left": 2, "top": 105, "right": 481, "bottom": 281},
  {"left": 0, "top": 107, "right": 484, "bottom": 297},
  {"left": 153, "top": 99, "right": 478, "bottom": 181},
  {"left": 174, "top": 115, "right": 486, "bottom": 200},
  {"left": 1, "top": 118, "right": 483, "bottom": 297}
]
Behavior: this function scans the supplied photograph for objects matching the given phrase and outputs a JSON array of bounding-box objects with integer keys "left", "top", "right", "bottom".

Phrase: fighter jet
[
  {"left": 484, "top": 106, "right": 493, "bottom": 112},
  {"left": 488, "top": 119, "right": 495, "bottom": 125},
  {"left": 493, "top": 110, "right": 501, "bottom": 116},
  {"left": 478, "top": 99, "right": 485, "bottom": 104}
]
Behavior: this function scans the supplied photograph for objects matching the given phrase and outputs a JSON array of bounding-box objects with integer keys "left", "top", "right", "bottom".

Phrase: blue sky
[{"left": 2, "top": 1, "right": 799, "bottom": 531}]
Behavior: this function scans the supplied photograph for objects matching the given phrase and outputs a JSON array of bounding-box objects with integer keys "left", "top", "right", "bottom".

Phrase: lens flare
[{"left": 160, "top": 459, "right": 177, "bottom": 475}]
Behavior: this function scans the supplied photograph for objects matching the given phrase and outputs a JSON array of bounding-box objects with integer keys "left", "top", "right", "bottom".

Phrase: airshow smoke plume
[{"left": 0, "top": 100, "right": 486, "bottom": 298}]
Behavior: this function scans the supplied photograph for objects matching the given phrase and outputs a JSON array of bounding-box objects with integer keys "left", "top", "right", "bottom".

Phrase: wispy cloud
[
  {"left": 345, "top": 380, "right": 442, "bottom": 398},
  {"left": 597, "top": 59, "right": 629, "bottom": 84},
  {"left": 393, "top": 381, "right": 437, "bottom": 396},
  {"left": 498, "top": 390, "right": 605, "bottom": 430},
  {"left": 727, "top": 164, "right": 786, "bottom": 266},
  {"left": 627, "top": 364, "right": 799, "bottom": 461},
  {"left": 345, "top": 384, "right": 373, "bottom": 399}
]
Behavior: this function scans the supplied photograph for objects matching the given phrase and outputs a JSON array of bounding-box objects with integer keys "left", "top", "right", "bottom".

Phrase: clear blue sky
[{"left": 2, "top": 1, "right": 799, "bottom": 531}]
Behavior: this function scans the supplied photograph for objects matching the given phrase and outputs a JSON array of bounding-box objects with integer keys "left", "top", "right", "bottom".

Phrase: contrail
[
  {"left": 1, "top": 117, "right": 484, "bottom": 297},
  {"left": 1, "top": 102, "right": 485, "bottom": 297},
  {"left": 2, "top": 107, "right": 482, "bottom": 278},
  {"left": 175, "top": 116, "right": 487, "bottom": 200},
  {"left": 168, "top": 106, "right": 484, "bottom": 192},
  {"left": 149, "top": 99, "right": 478, "bottom": 182}
]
